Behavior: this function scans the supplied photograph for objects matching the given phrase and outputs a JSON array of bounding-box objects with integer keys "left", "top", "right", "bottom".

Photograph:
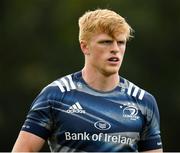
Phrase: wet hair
[{"left": 78, "top": 9, "right": 133, "bottom": 42}]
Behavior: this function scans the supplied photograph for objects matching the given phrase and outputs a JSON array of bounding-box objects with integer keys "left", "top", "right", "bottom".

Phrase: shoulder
[
  {"left": 121, "top": 77, "right": 157, "bottom": 104},
  {"left": 121, "top": 77, "right": 159, "bottom": 118},
  {"left": 42, "top": 73, "right": 76, "bottom": 92},
  {"left": 32, "top": 72, "right": 79, "bottom": 106}
]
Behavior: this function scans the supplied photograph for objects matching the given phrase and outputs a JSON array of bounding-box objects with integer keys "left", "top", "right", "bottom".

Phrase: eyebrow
[{"left": 97, "top": 37, "right": 113, "bottom": 41}]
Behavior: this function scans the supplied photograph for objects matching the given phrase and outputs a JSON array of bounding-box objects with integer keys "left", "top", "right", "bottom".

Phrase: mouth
[{"left": 108, "top": 57, "right": 120, "bottom": 62}]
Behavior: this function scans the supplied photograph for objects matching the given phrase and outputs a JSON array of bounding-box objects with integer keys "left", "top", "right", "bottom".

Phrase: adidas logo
[{"left": 66, "top": 102, "right": 86, "bottom": 114}]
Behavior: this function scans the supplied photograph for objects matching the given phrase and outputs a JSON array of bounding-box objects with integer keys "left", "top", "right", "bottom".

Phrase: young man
[{"left": 12, "top": 9, "right": 163, "bottom": 152}]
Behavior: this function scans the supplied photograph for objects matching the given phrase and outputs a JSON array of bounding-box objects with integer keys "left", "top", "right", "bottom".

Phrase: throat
[{"left": 82, "top": 69, "right": 119, "bottom": 92}]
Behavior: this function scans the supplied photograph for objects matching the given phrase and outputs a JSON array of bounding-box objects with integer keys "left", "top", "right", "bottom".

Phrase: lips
[{"left": 108, "top": 57, "right": 120, "bottom": 62}]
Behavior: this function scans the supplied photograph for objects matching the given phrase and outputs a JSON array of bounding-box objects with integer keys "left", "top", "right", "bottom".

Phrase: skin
[
  {"left": 80, "top": 32, "right": 126, "bottom": 92},
  {"left": 12, "top": 32, "right": 163, "bottom": 152},
  {"left": 12, "top": 131, "right": 45, "bottom": 151}
]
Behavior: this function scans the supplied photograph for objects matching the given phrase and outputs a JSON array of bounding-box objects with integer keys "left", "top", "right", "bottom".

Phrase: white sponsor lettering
[
  {"left": 65, "top": 132, "right": 90, "bottom": 140},
  {"left": 66, "top": 109, "right": 85, "bottom": 114},
  {"left": 65, "top": 132, "right": 135, "bottom": 145}
]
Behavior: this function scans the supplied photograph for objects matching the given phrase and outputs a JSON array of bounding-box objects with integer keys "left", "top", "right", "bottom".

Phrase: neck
[{"left": 82, "top": 67, "right": 119, "bottom": 92}]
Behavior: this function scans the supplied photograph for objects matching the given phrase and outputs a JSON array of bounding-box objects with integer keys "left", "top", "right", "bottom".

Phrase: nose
[
  {"left": 110, "top": 50, "right": 119, "bottom": 54},
  {"left": 110, "top": 42, "right": 119, "bottom": 54}
]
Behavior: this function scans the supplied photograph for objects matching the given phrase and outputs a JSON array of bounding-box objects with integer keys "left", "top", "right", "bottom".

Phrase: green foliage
[{"left": 0, "top": 0, "right": 180, "bottom": 151}]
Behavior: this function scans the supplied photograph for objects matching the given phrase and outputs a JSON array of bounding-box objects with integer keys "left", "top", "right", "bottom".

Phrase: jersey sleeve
[
  {"left": 137, "top": 92, "right": 163, "bottom": 151},
  {"left": 21, "top": 84, "right": 63, "bottom": 140}
]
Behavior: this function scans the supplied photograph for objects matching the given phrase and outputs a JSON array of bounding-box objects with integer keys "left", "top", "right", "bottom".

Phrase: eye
[
  {"left": 117, "top": 40, "right": 126, "bottom": 45},
  {"left": 99, "top": 40, "right": 113, "bottom": 45}
]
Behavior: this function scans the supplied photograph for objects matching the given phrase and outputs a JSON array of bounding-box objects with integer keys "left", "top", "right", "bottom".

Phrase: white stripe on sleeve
[
  {"left": 54, "top": 80, "right": 65, "bottom": 92},
  {"left": 132, "top": 86, "right": 139, "bottom": 97},
  {"left": 61, "top": 78, "right": 70, "bottom": 91},
  {"left": 139, "top": 89, "right": 145, "bottom": 100},
  {"left": 67, "top": 75, "right": 76, "bottom": 89},
  {"left": 127, "top": 82, "right": 133, "bottom": 96}
]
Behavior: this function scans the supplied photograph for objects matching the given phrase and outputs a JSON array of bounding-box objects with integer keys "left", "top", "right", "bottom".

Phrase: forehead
[{"left": 91, "top": 32, "right": 127, "bottom": 41}]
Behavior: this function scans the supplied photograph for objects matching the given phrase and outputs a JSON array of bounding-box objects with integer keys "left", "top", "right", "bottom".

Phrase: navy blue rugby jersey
[{"left": 22, "top": 71, "right": 162, "bottom": 152}]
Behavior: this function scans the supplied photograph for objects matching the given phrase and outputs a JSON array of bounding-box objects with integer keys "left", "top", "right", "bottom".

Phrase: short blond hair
[{"left": 78, "top": 9, "right": 133, "bottom": 42}]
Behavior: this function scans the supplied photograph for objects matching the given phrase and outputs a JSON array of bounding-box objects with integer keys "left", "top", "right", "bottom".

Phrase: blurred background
[{"left": 0, "top": 0, "right": 180, "bottom": 151}]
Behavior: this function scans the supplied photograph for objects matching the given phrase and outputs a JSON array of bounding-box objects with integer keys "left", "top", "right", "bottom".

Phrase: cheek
[
  {"left": 120, "top": 45, "right": 126, "bottom": 54},
  {"left": 91, "top": 48, "right": 104, "bottom": 59},
  {"left": 94, "top": 52, "right": 104, "bottom": 61}
]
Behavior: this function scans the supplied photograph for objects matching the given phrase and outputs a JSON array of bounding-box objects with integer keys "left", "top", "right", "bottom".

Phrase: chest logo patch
[
  {"left": 94, "top": 120, "right": 111, "bottom": 130},
  {"left": 66, "top": 102, "right": 86, "bottom": 114},
  {"left": 120, "top": 103, "right": 139, "bottom": 120}
]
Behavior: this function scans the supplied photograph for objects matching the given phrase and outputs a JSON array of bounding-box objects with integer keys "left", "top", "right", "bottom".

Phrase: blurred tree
[{"left": 0, "top": 0, "right": 180, "bottom": 151}]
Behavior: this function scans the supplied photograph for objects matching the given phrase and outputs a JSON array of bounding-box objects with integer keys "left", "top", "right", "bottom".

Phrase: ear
[{"left": 80, "top": 40, "right": 90, "bottom": 55}]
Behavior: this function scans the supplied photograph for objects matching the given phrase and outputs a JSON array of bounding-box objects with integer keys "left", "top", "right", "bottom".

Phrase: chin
[{"left": 102, "top": 68, "right": 119, "bottom": 76}]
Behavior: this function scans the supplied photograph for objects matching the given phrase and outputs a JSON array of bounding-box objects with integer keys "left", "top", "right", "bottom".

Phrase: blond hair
[{"left": 78, "top": 9, "right": 133, "bottom": 42}]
